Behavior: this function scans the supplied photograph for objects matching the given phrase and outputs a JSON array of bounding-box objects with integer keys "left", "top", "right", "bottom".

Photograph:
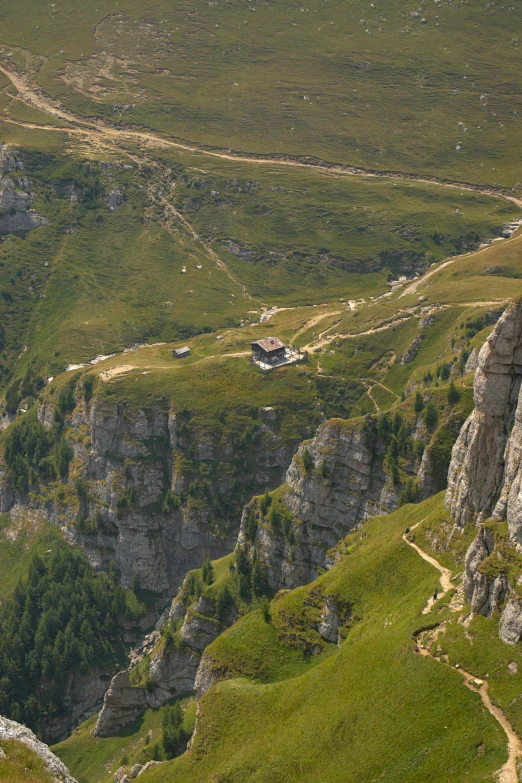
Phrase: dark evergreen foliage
[
  {"left": 4, "top": 412, "right": 73, "bottom": 492},
  {"left": 201, "top": 558, "right": 214, "bottom": 586},
  {"left": 162, "top": 703, "right": 187, "bottom": 759},
  {"left": 0, "top": 545, "right": 126, "bottom": 730},
  {"left": 302, "top": 448, "right": 314, "bottom": 472}
]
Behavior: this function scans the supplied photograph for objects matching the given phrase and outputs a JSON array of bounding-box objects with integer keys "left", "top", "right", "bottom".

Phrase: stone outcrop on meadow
[{"left": 0, "top": 715, "right": 77, "bottom": 783}]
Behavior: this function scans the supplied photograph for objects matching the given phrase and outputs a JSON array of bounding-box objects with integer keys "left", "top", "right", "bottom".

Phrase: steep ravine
[
  {"left": 94, "top": 388, "right": 471, "bottom": 736},
  {"left": 0, "top": 389, "right": 298, "bottom": 738}
]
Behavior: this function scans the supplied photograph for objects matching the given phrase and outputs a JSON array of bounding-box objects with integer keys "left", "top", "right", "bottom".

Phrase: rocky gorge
[{"left": 0, "top": 384, "right": 298, "bottom": 738}]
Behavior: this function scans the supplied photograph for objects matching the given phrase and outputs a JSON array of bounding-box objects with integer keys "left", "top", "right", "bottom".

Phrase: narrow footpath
[{"left": 403, "top": 524, "right": 522, "bottom": 783}]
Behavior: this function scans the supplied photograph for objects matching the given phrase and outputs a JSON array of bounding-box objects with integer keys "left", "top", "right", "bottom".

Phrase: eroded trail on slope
[
  {"left": 403, "top": 526, "right": 522, "bottom": 783},
  {"left": 2, "top": 63, "right": 522, "bottom": 210}
]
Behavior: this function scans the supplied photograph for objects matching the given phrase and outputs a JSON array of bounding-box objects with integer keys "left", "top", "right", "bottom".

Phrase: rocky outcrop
[
  {"left": 194, "top": 651, "right": 230, "bottom": 699},
  {"left": 93, "top": 643, "right": 200, "bottom": 737},
  {"left": 462, "top": 526, "right": 508, "bottom": 615},
  {"left": 239, "top": 418, "right": 399, "bottom": 590},
  {"left": 464, "top": 347, "right": 480, "bottom": 373},
  {"left": 92, "top": 670, "right": 148, "bottom": 737},
  {"left": 499, "top": 598, "right": 522, "bottom": 645},
  {"left": 114, "top": 761, "right": 162, "bottom": 782},
  {"left": 94, "top": 578, "right": 234, "bottom": 736},
  {"left": 0, "top": 715, "right": 77, "bottom": 783},
  {"left": 317, "top": 596, "right": 341, "bottom": 643},
  {"left": 401, "top": 335, "right": 423, "bottom": 365},
  {"left": 492, "top": 383, "right": 522, "bottom": 543},
  {"left": 445, "top": 300, "right": 522, "bottom": 526},
  {"left": 45, "top": 669, "right": 112, "bottom": 741},
  {"left": 0, "top": 145, "right": 46, "bottom": 235},
  {"left": 446, "top": 303, "right": 522, "bottom": 639},
  {"left": 179, "top": 595, "right": 235, "bottom": 651},
  {"left": 1, "top": 393, "right": 296, "bottom": 597}
]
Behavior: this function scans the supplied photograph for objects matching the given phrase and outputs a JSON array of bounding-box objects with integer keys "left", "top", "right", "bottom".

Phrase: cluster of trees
[
  {"left": 179, "top": 559, "right": 234, "bottom": 624},
  {"left": 398, "top": 477, "right": 421, "bottom": 507},
  {"left": 4, "top": 365, "right": 45, "bottom": 414},
  {"left": 255, "top": 492, "right": 296, "bottom": 545},
  {"left": 0, "top": 547, "right": 127, "bottom": 730},
  {"left": 375, "top": 410, "right": 414, "bottom": 485},
  {"left": 4, "top": 413, "right": 74, "bottom": 493},
  {"left": 462, "top": 315, "right": 487, "bottom": 340},
  {"left": 233, "top": 545, "right": 269, "bottom": 601},
  {"left": 162, "top": 703, "right": 188, "bottom": 759}
]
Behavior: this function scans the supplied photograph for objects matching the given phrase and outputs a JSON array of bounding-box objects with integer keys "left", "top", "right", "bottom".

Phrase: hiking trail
[{"left": 403, "top": 524, "right": 522, "bottom": 783}]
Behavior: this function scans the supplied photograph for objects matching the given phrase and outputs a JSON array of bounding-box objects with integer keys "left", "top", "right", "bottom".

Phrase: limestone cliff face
[
  {"left": 462, "top": 525, "right": 508, "bottom": 616},
  {"left": 0, "top": 145, "right": 46, "bottom": 235},
  {"left": 445, "top": 301, "right": 522, "bottom": 526},
  {"left": 446, "top": 300, "right": 522, "bottom": 642},
  {"left": 0, "top": 394, "right": 295, "bottom": 597},
  {"left": 238, "top": 418, "right": 400, "bottom": 590},
  {"left": 93, "top": 641, "right": 200, "bottom": 737},
  {"left": 0, "top": 390, "right": 296, "bottom": 737},
  {"left": 93, "top": 574, "right": 235, "bottom": 736},
  {"left": 0, "top": 715, "right": 77, "bottom": 783}
]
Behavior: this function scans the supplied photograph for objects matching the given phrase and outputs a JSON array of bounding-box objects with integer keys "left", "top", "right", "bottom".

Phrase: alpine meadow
[{"left": 0, "top": 1, "right": 522, "bottom": 782}]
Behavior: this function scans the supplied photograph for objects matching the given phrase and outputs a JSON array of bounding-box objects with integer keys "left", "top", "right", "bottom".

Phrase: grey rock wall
[
  {"left": 446, "top": 301, "right": 522, "bottom": 526},
  {"left": 239, "top": 417, "right": 399, "bottom": 590},
  {"left": 0, "top": 715, "right": 77, "bottom": 783},
  {"left": 0, "top": 144, "right": 46, "bottom": 235},
  {"left": 1, "top": 394, "right": 295, "bottom": 597}
]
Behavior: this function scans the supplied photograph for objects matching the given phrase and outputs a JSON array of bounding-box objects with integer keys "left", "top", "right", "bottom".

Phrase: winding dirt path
[
  {"left": 401, "top": 230, "right": 522, "bottom": 298},
  {"left": 1, "top": 63, "right": 522, "bottom": 209},
  {"left": 403, "top": 525, "right": 522, "bottom": 782},
  {"left": 290, "top": 310, "right": 342, "bottom": 344}
]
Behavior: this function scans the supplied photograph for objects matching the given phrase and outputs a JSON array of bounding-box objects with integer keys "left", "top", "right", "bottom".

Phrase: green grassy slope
[
  {"left": 0, "top": 740, "right": 55, "bottom": 783},
  {"left": 412, "top": 511, "right": 522, "bottom": 749},
  {"left": 1, "top": 0, "right": 521, "bottom": 183},
  {"left": 0, "top": 512, "right": 63, "bottom": 601},
  {"left": 127, "top": 495, "right": 507, "bottom": 783},
  {"left": 0, "top": 132, "right": 515, "bottom": 392},
  {"left": 52, "top": 698, "right": 196, "bottom": 783}
]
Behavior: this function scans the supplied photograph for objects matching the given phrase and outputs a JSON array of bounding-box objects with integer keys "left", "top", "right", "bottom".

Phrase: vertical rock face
[
  {"left": 499, "top": 598, "right": 522, "bottom": 645},
  {"left": 446, "top": 299, "right": 522, "bottom": 640},
  {"left": 0, "top": 145, "right": 46, "bottom": 235},
  {"left": 445, "top": 301, "right": 522, "bottom": 526},
  {"left": 239, "top": 418, "right": 399, "bottom": 590},
  {"left": 0, "top": 392, "right": 296, "bottom": 737},
  {"left": 462, "top": 526, "right": 508, "bottom": 616},
  {"left": 493, "top": 387, "right": 522, "bottom": 543},
  {"left": 1, "top": 396, "right": 296, "bottom": 597},
  {"left": 93, "top": 644, "right": 202, "bottom": 737}
]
